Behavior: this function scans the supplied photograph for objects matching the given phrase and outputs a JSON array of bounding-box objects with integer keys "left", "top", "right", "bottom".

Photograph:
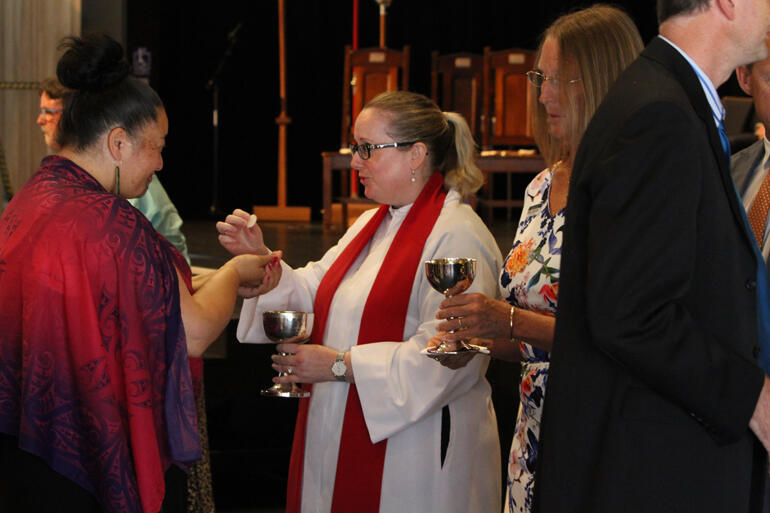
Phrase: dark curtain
[{"left": 126, "top": 0, "right": 660, "bottom": 219}]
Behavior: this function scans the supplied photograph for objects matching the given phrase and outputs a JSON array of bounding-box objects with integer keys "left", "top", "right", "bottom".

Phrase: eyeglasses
[
  {"left": 349, "top": 141, "right": 416, "bottom": 160},
  {"left": 39, "top": 107, "right": 63, "bottom": 118},
  {"left": 526, "top": 70, "right": 581, "bottom": 88}
]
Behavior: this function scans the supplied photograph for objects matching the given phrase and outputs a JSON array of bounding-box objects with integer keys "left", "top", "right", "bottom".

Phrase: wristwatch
[{"left": 331, "top": 352, "right": 347, "bottom": 382}]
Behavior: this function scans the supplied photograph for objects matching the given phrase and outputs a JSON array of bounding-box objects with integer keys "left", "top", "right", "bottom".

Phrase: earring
[
  {"left": 114, "top": 165, "right": 121, "bottom": 196},
  {"left": 410, "top": 169, "right": 416, "bottom": 183}
]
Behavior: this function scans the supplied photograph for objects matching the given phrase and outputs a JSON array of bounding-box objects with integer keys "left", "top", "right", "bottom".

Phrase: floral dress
[{"left": 501, "top": 168, "right": 564, "bottom": 513}]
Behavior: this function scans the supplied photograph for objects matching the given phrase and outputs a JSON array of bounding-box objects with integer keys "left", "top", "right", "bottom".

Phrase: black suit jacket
[{"left": 535, "top": 37, "right": 767, "bottom": 513}]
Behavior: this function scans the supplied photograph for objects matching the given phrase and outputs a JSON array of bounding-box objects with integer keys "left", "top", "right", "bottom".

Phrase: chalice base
[
  {"left": 260, "top": 383, "right": 310, "bottom": 398},
  {"left": 425, "top": 342, "right": 490, "bottom": 356}
]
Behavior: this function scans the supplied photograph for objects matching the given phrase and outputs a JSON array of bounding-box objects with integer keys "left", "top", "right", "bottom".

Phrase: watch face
[{"left": 332, "top": 361, "right": 346, "bottom": 376}]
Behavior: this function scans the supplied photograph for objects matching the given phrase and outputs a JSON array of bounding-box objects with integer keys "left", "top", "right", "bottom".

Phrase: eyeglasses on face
[
  {"left": 349, "top": 141, "right": 417, "bottom": 160},
  {"left": 39, "top": 107, "right": 63, "bottom": 118},
  {"left": 526, "top": 70, "right": 581, "bottom": 88}
]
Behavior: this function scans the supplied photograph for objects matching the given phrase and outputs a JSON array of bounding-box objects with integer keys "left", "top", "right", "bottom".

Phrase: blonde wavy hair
[
  {"left": 531, "top": 4, "right": 644, "bottom": 168},
  {"left": 364, "top": 91, "right": 483, "bottom": 199}
]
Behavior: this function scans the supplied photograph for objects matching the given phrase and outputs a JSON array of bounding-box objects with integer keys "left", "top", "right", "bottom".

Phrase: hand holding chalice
[
  {"left": 261, "top": 310, "right": 313, "bottom": 398},
  {"left": 425, "top": 258, "right": 488, "bottom": 356}
]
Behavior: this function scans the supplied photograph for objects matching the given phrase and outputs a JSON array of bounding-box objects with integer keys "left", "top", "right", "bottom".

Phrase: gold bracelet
[{"left": 509, "top": 305, "right": 516, "bottom": 340}]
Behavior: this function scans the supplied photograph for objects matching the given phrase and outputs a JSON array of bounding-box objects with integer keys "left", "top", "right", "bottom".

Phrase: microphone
[{"left": 228, "top": 22, "right": 243, "bottom": 42}]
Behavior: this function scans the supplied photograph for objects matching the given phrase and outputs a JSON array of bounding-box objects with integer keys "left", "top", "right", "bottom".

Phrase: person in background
[
  {"left": 128, "top": 171, "right": 190, "bottom": 262},
  {"left": 535, "top": 0, "right": 770, "bottom": 511},
  {"left": 735, "top": 38, "right": 770, "bottom": 267},
  {"left": 37, "top": 77, "right": 71, "bottom": 150},
  {"left": 733, "top": 37, "right": 770, "bottom": 513},
  {"left": 756, "top": 122, "right": 766, "bottom": 141},
  {"left": 0, "top": 34, "right": 280, "bottom": 513},
  {"left": 37, "top": 76, "right": 190, "bottom": 261},
  {"left": 217, "top": 91, "right": 503, "bottom": 513},
  {"left": 426, "top": 5, "right": 643, "bottom": 512}
]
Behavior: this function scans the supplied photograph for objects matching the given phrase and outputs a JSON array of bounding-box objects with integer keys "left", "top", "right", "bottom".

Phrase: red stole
[{"left": 286, "top": 172, "right": 447, "bottom": 513}]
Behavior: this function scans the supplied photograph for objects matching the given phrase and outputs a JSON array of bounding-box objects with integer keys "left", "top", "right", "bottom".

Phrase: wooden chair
[
  {"left": 340, "top": 45, "right": 410, "bottom": 149},
  {"left": 481, "top": 47, "right": 536, "bottom": 149},
  {"left": 329, "top": 45, "right": 409, "bottom": 215},
  {"left": 723, "top": 96, "right": 758, "bottom": 154},
  {"left": 430, "top": 51, "right": 484, "bottom": 142}
]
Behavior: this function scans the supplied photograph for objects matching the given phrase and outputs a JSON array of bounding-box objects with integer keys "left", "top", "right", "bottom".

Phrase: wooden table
[
  {"left": 475, "top": 152, "right": 545, "bottom": 224},
  {"left": 321, "top": 151, "right": 353, "bottom": 228},
  {"left": 321, "top": 150, "right": 545, "bottom": 227}
]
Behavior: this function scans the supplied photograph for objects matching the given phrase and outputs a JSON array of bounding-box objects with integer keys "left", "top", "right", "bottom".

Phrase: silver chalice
[
  {"left": 425, "top": 258, "right": 486, "bottom": 356},
  {"left": 261, "top": 310, "right": 314, "bottom": 398}
]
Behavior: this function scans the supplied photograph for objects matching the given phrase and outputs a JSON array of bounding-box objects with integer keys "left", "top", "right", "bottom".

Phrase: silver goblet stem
[
  {"left": 425, "top": 258, "right": 477, "bottom": 355},
  {"left": 261, "top": 311, "right": 314, "bottom": 398}
]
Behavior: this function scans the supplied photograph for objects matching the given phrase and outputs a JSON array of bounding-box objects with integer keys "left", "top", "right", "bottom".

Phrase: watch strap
[{"left": 332, "top": 351, "right": 347, "bottom": 381}]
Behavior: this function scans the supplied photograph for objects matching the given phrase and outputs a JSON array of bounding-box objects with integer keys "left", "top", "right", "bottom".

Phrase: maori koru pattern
[{"left": 0, "top": 156, "right": 199, "bottom": 513}]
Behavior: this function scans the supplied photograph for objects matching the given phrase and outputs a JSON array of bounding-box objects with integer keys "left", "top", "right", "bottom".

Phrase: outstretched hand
[
  {"left": 226, "top": 251, "right": 283, "bottom": 298},
  {"left": 216, "top": 208, "right": 269, "bottom": 256}
]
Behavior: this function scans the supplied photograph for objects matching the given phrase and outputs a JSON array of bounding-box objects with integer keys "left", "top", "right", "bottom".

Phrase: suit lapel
[{"left": 644, "top": 37, "right": 757, "bottom": 250}]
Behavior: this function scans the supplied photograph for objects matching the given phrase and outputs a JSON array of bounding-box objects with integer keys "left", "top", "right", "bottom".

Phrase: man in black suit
[
  {"left": 535, "top": 1, "right": 770, "bottom": 512},
  {"left": 734, "top": 40, "right": 770, "bottom": 264},
  {"left": 733, "top": 39, "right": 770, "bottom": 512}
]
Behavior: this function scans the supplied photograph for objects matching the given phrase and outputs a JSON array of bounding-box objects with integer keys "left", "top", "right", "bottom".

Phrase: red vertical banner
[
  {"left": 352, "top": 0, "right": 359, "bottom": 50},
  {"left": 350, "top": 0, "right": 360, "bottom": 198}
]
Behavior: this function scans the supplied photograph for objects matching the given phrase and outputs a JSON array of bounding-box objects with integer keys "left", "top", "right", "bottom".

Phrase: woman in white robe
[{"left": 218, "top": 91, "right": 502, "bottom": 513}]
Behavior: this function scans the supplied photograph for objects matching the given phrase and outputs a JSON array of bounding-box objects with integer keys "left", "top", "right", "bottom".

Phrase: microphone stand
[{"left": 205, "top": 22, "right": 242, "bottom": 217}]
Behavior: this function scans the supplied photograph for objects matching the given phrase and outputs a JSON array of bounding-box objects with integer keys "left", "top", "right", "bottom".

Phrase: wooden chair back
[
  {"left": 340, "top": 45, "right": 410, "bottom": 148},
  {"left": 482, "top": 47, "right": 536, "bottom": 149},
  {"left": 722, "top": 96, "right": 756, "bottom": 136},
  {"left": 430, "top": 51, "right": 484, "bottom": 141}
]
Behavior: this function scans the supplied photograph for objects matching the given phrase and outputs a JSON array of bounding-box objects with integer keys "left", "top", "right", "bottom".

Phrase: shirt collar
[
  {"left": 659, "top": 35, "right": 725, "bottom": 125},
  {"left": 389, "top": 202, "right": 412, "bottom": 220}
]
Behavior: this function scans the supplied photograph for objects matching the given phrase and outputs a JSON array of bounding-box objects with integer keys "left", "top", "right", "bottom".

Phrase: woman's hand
[
  {"left": 436, "top": 293, "right": 511, "bottom": 343},
  {"left": 239, "top": 252, "right": 282, "bottom": 298},
  {"left": 425, "top": 333, "right": 486, "bottom": 369},
  {"left": 216, "top": 208, "right": 269, "bottom": 256},
  {"left": 271, "top": 343, "right": 342, "bottom": 384},
  {"left": 181, "top": 252, "right": 281, "bottom": 357},
  {"left": 426, "top": 334, "right": 520, "bottom": 366},
  {"left": 436, "top": 293, "right": 555, "bottom": 359},
  {"left": 224, "top": 251, "right": 282, "bottom": 297}
]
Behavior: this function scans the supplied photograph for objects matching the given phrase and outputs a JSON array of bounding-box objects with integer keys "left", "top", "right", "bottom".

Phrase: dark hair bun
[{"left": 57, "top": 34, "right": 130, "bottom": 92}]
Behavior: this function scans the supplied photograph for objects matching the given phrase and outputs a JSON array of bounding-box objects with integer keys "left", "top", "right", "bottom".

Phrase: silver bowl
[
  {"left": 425, "top": 258, "right": 476, "bottom": 297},
  {"left": 263, "top": 310, "right": 313, "bottom": 343}
]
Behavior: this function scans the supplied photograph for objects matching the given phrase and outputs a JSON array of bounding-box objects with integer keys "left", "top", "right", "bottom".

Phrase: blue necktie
[
  {"left": 718, "top": 118, "right": 731, "bottom": 157},
  {"left": 723, "top": 118, "right": 770, "bottom": 373}
]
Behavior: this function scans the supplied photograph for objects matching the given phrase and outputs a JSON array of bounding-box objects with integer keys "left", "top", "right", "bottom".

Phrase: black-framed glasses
[
  {"left": 39, "top": 107, "right": 63, "bottom": 118},
  {"left": 526, "top": 70, "right": 580, "bottom": 88},
  {"left": 349, "top": 141, "right": 417, "bottom": 160}
]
